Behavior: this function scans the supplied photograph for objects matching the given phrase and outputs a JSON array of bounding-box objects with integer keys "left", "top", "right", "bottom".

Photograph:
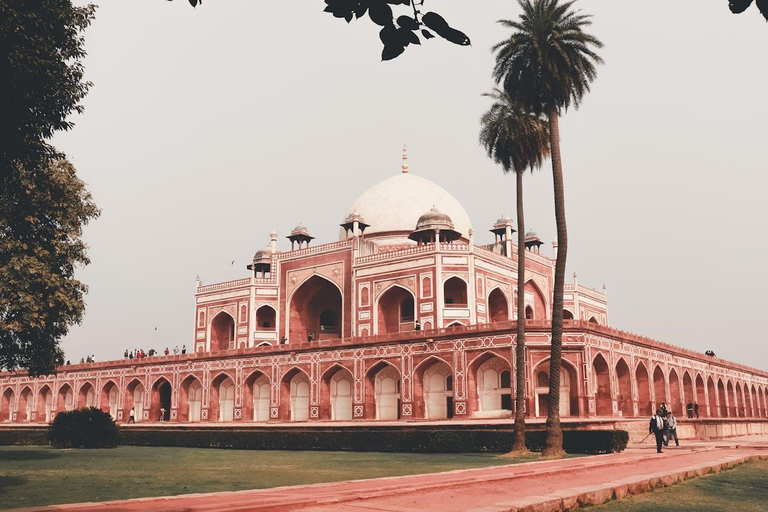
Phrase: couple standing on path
[{"left": 650, "top": 407, "right": 679, "bottom": 453}]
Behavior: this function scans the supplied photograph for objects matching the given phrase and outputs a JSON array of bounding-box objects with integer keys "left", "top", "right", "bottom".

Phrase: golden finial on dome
[{"left": 402, "top": 144, "right": 409, "bottom": 174}]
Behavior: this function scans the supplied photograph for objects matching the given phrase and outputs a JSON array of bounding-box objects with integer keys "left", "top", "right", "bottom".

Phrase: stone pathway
[{"left": 12, "top": 437, "right": 768, "bottom": 512}]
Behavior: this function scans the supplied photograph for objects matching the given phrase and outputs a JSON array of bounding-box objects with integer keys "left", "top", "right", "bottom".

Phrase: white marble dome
[{"left": 340, "top": 171, "right": 473, "bottom": 242}]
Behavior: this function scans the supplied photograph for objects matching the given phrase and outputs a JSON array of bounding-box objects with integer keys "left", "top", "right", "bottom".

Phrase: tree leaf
[
  {"left": 729, "top": 0, "right": 753, "bottom": 13},
  {"left": 755, "top": 0, "right": 768, "bottom": 19},
  {"left": 422, "top": 11, "right": 471, "bottom": 46},
  {"left": 188, "top": 0, "right": 198, "bottom": 6},
  {"left": 382, "top": 44, "right": 406, "bottom": 61},
  {"left": 421, "top": 29, "right": 434, "bottom": 39},
  {"left": 396, "top": 15, "right": 419, "bottom": 31},
  {"left": 369, "top": 0, "right": 394, "bottom": 26}
]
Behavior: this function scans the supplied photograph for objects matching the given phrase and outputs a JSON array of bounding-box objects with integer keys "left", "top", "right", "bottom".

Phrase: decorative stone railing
[
  {"left": 197, "top": 277, "right": 252, "bottom": 293},
  {"left": 278, "top": 239, "right": 352, "bottom": 259}
]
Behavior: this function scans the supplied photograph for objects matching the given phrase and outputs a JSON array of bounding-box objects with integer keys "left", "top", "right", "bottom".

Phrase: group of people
[
  {"left": 704, "top": 350, "right": 717, "bottom": 357},
  {"left": 649, "top": 402, "right": 680, "bottom": 453},
  {"left": 123, "top": 345, "right": 186, "bottom": 359},
  {"left": 685, "top": 401, "right": 700, "bottom": 418}
]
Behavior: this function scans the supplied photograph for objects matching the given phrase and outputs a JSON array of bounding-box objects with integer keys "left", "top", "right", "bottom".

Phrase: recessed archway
[
  {"left": 696, "top": 374, "right": 707, "bottom": 417},
  {"left": 669, "top": 368, "right": 681, "bottom": 416},
  {"left": 635, "top": 363, "right": 651, "bottom": 416},
  {"left": 150, "top": 378, "right": 172, "bottom": 422},
  {"left": 1, "top": 388, "right": 14, "bottom": 422},
  {"left": 717, "top": 379, "right": 728, "bottom": 418},
  {"left": 279, "top": 368, "right": 310, "bottom": 422},
  {"left": 320, "top": 365, "right": 354, "bottom": 421},
  {"left": 487, "top": 288, "right": 510, "bottom": 323},
  {"left": 469, "top": 353, "right": 512, "bottom": 417},
  {"left": 37, "top": 385, "right": 53, "bottom": 423},
  {"left": 376, "top": 285, "right": 416, "bottom": 335},
  {"left": 683, "top": 371, "right": 694, "bottom": 412},
  {"left": 101, "top": 381, "right": 119, "bottom": 419},
  {"left": 243, "top": 371, "right": 270, "bottom": 422},
  {"left": 255, "top": 305, "right": 276, "bottom": 330},
  {"left": 365, "top": 362, "right": 401, "bottom": 420},
  {"left": 523, "top": 280, "right": 547, "bottom": 320},
  {"left": 125, "top": 379, "right": 146, "bottom": 422},
  {"left": 210, "top": 373, "right": 235, "bottom": 422},
  {"left": 706, "top": 376, "right": 717, "bottom": 418},
  {"left": 653, "top": 366, "right": 666, "bottom": 410},
  {"left": 732, "top": 382, "right": 741, "bottom": 417},
  {"left": 562, "top": 309, "right": 574, "bottom": 320},
  {"left": 592, "top": 354, "right": 611, "bottom": 416},
  {"left": 210, "top": 311, "right": 235, "bottom": 352},
  {"left": 615, "top": 358, "right": 632, "bottom": 417},
  {"left": 78, "top": 382, "right": 96, "bottom": 409},
  {"left": 532, "top": 359, "right": 579, "bottom": 417},
  {"left": 414, "top": 357, "right": 453, "bottom": 420},
  {"left": 18, "top": 387, "right": 32, "bottom": 422},
  {"left": 57, "top": 384, "right": 74, "bottom": 414},
  {"left": 289, "top": 275, "right": 343, "bottom": 342},
  {"left": 179, "top": 375, "right": 203, "bottom": 422},
  {"left": 443, "top": 276, "right": 468, "bottom": 307}
]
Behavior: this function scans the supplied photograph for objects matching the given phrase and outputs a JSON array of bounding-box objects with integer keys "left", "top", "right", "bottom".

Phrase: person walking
[
  {"left": 686, "top": 401, "right": 693, "bottom": 419},
  {"left": 665, "top": 412, "right": 679, "bottom": 447},
  {"left": 128, "top": 407, "right": 136, "bottom": 424},
  {"left": 159, "top": 407, "right": 165, "bottom": 422},
  {"left": 649, "top": 409, "right": 666, "bottom": 453},
  {"left": 694, "top": 402, "right": 699, "bottom": 418}
]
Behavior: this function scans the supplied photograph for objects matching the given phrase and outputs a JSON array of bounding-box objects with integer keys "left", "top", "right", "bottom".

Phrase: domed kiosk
[{"left": 340, "top": 148, "right": 472, "bottom": 244}]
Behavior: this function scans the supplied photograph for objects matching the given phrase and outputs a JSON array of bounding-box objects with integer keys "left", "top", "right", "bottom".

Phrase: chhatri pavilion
[{"left": 2, "top": 149, "right": 767, "bottom": 427}]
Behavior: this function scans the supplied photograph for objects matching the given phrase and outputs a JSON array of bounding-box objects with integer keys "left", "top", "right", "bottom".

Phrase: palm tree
[
  {"left": 480, "top": 88, "right": 549, "bottom": 453},
  {"left": 492, "top": 0, "right": 603, "bottom": 456}
]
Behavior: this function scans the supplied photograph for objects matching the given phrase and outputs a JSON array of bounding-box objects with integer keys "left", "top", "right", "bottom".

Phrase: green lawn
[
  {"left": 589, "top": 458, "right": 768, "bottom": 512},
  {"left": 0, "top": 445, "right": 532, "bottom": 509}
]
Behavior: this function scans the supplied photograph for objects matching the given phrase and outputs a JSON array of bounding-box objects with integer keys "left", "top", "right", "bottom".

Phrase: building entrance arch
[
  {"left": 210, "top": 311, "right": 235, "bottom": 352},
  {"left": 470, "top": 354, "right": 511, "bottom": 417},
  {"left": 375, "top": 285, "right": 416, "bottom": 335},
  {"left": 635, "top": 363, "right": 651, "bottom": 416},
  {"left": 615, "top": 359, "right": 632, "bottom": 416},
  {"left": 366, "top": 362, "right": 401, "bottom": 420},
  {"left": 180, "top": 376, "right": 202, "bottom": 422},
  {"left": 592, "top": 354, "right": 611, "bottom": 416},
  {"left": 487, "top": 288, "right": 509, "bottom": 323},
  {"left": 533, "top": 360, "right": 577, "bottom": 417},
  {"left": 1, "top": 389, "right": 14, "bottom": 422},
  {"left": 37, "top": 386, "right": 53, "bottom": 423},
  {"left": 322, "top": 366, "right": 353, "bottom": 421},
  {"left": 288, "top": 275, "right": 342, "bottom": 342}
]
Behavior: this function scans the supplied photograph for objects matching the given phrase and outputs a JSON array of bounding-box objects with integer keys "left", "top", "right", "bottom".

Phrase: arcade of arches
[{"left": 2, "top": 330, "right": 768, "bottom": 424}]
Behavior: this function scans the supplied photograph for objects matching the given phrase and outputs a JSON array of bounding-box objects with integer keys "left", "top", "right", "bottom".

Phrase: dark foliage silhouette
[{"left": 729, "top": 0, "right": 768, "bottom": 20}]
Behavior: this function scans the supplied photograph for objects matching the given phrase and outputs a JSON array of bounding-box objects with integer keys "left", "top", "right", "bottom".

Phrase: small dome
[
  {"left": 496, "top": 215, "right": 512, "bottom": 225},
  {"left": 252, "top": 246, "right": 272, "bottom": 263},
  {"left": 414, "top": 206, "right": 456, "bottom": 232},
  {"left": 525, "top": 230, "right": 539, "bottom": 239}
]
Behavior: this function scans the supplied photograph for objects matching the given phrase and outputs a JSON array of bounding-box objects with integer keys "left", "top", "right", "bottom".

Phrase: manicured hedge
[
  {"left": 0, "top": 428, "right": 49, "bottom": 446},
  {"left": 49, "top": 407, "right": 119, "bottom": 448},
  {"left": 121, "top": 427, "right": 628, "bottom": 454}
]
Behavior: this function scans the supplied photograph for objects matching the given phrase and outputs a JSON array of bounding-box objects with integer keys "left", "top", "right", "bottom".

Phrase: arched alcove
[
  {"left": 523, "top": 280, "right": 547, "bottom": 320},
  {"left": 443, "top": 277, "right": 467, "bottom": 307},
  {"left": 376, "top": 285, "right": 416, "bottom": 335},
  {"left": 592, "top": 354, "right": 611, "bottom": 416},
  {"left": 289, "top": 275, "right": 342, "bottom": 342},
  {"left": 487, "top": 288, "right": 509, "bottom": 323},
  {"left": 179, "top": 376, "right": 203, "bottom": 422},
  {"left": 210, "top": 311, "right": 235, "bottom": 352},
  {"left": 256, "top": 305, "right": 276, "bottom": 330},
  {"left": 635, "top": 363, "right": 651, "bottom": 416},
  {"left": 615, "top": 358, "right": 632, "bottom": 417},
  {"left": 365, "top": 362, "right": 401, "bottom": 420}
]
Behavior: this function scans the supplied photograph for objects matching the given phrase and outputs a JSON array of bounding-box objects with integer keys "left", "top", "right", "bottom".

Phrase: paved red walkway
[{"left": 14, "top": 437, "right": 768, "bottom": 512}]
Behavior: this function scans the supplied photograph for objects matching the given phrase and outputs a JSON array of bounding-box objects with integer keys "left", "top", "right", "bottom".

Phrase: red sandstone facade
[{"left": 2, "top": 154, "right": 767, "bottom": 424}]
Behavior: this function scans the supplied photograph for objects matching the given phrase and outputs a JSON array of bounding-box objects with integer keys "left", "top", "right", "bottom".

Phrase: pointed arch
[
  {"left": 706, "top": 376, "right": 717, "bottom": 418},
  {"left": 682, "top": 371, "right": 694, "bottom": 409},
  {"left": 523, "top": 278, "right": 548, "bottom": 321},
  {"left": 592, "top": 353, "right": 611, "bottom": 416},
  {"left": 562, "top": 308, "right": 574, "bottom": 320},
  {"left": 531, "top": 357, "right": 579, "bottom": 417},
  {"left": 364, "top": 360, "right": 402, "bottom": 420},
  {"left": 443, "top": 276, "right": 468, "bottom": 307},
  {"left": 487, "top": 287, "right": 511, "bottom": 323},
  {"left": 243, "top": 370, "right": 271, "bottom": 422},
  {"left": 209, "top": 372, "right": 235, "bottom": 422},
  {"left": 652, "top": 365, "right": 666, "bottom": 409},
  {"left": 125, "top": 378, "right": 146, "bottom": 422},
  {"left": 150, "top": 377, "right": 172, "bottom": 422},
  {"left": 1, "top": 388, "right": 15, "bottom": 422},
  {"left": 37, "top": 384, "right": 53, "bottom": 423},
  {"left": 615, "top": 357, "right": 632, "bottom": 417},
  {"left": 18, "top": 386, "right": 33, "bottom": 422},
  {"left": 374, "top": 284, "right": 416, "bottom": 335},
  {"left": 697, "top": 374, "right": 708, "bottom": 417},
  {"left": 668, "top": 368, "right": 681, "bottom": 416},
  {"left": 279, "top": 366, "right": 311, "bottom": 422},
  {"left": 179, "top": 375, "right": 203, "bottom": 422},
  {"left": 717, "top": 378, "right": 728, "bottom": 417},
  {"left": 413, "top": 356, "right": 454, "bottom": 420},
  {"left": 57, "top": 383, "right": 74, "bottom": 414},
  {"left": 287, "top": 274, "right": 343, "bottom": 343},
  {"left": 100, "top": 380, "right": 120, "bottom": 419},
  {"left": 635, "top": 361, "right": 651, "bottom": 416},
  {"left": 468, "top": 352, "right": 512, "bottom": 417},
  {"left": 210, "top": 310, "right": 236, "bottom": 352},
  {"left": 320, "top": 364, "right": 354, "bottom": 421},
  {"left": 255, "top": 304, "right": 277, "bottom": 331},
  {"left": 77, "top": 381, "right": 96, "bottom": 409}
]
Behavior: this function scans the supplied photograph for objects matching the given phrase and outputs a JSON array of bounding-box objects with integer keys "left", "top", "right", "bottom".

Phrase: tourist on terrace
[
  {"left": 308, "top": 332, "right": 314, "bottom": 342},
  {"left": 694, "top": 402, "right": 699, "bottom": 418},
  {"left": 128, "top": 407, "right": 135, "bottom": 424},
  {"left": 124, "top": 349, "right": 128, "bottom": 358},
  {"left": 280, "top": 336, "right": 287, "bottom": 345},
  {"left": 181, "top": 345, "right": 187, "bottom": 354},
  {"left": 415, "top": 320, "right": 421, "bottom": 331},
  {"left": 665, "top": 412, "right": 679, "bottom": 447},
  {"left": 164, "top": 347, "right": 169, "bottom": 356},
  {"left": 174, "top": 345, "right": 180, "bottom": 355},
  {"left": 649, "top": 409, "right": 666, "bottom": 453},
  {"left": 686, "top": 401, "right": 693, "bottom": 418}
]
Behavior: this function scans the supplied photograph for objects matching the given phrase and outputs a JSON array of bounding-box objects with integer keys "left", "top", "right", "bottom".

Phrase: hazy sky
[{"left": 55, "top": 1, "right": 768, "bottom": 369}]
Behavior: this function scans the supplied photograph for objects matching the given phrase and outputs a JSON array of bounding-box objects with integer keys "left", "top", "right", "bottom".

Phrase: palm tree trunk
[
  {"left": 543, "top": 106, "right": 567, "bottom": 457},
  {"left": 511, "top": 167, "right": 528, "bottom": 453}
]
